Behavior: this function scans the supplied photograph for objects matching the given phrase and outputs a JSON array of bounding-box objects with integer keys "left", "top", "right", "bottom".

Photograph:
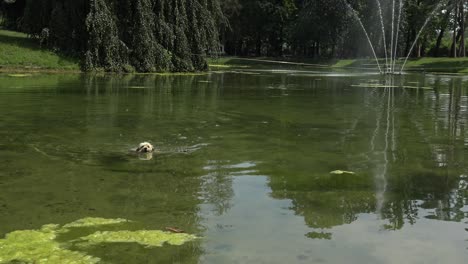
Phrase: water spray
[
  {"left": 343, "top": 0, "right": 448, "bottom": 75},
  {"left": 344, "top": 1, "right": 383, "bottom": 74},
  {"left": 375, "top": 0, "right": 389, "bottom": 68},
  {"left": 399, "top": 1, "right": 446, "bottom": 74}
]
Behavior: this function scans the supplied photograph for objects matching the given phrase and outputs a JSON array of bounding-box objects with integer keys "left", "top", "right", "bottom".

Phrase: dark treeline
[
  {"left": 0, "top": 0, "right": 223, "bottom": 72},
  {"left": 221, "top": 0, "right": 467, "bottom": 59},
  {"left": 0, "top": 0, "right": 467, "bottom": 72}
]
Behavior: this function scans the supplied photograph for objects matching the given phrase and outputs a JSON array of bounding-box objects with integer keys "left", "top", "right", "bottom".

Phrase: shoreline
[
  {"left": 208, "top": 57, "right": 468, "bottom": 74},
  {"left": 0, "top": 67, "right": 81, "bottom": 74}
]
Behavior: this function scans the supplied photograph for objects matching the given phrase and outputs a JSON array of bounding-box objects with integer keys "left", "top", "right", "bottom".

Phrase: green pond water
[{"left": 0, "top": 69, "right": 467, "bottom": 263}]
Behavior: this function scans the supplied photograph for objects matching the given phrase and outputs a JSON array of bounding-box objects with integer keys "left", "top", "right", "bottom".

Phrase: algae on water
[
  {"left": 330, "top": 170, "right": 356, "bottom": 175},
  {"left": 78, "top": 230, "right": 197, "bottom": 248},
  {"left": 7, "top": 74, "right": 33, "bottom": 78},
  {"left": 0, "top": 230, "right": 100, "bottom": 264},
  {"left": 60, "top": 217, "right": 129, "bottom": 231},
  {"left": 0, "top": 217, "right": 197, "bottom": 264}
]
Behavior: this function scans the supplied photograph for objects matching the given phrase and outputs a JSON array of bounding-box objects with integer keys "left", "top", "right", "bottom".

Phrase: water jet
[{"left": 344, "top": 0, "right": 447, "bottom": 75}]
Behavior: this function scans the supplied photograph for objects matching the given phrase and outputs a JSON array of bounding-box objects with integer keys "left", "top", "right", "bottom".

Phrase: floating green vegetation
[
  {"left": 0, "top": 217, "right": 196, "bottom": 264},
  {"left": 330, "top": 170, "right": 356, "bottom": 175},
  {"left": 7, "top": 74, "right": 32, "bottom": 77},
  {"left": 78, "top": 230, "right": 197, "bottom": 248},
  {"left": 0, "top": 229, "right": 100, "bottom": 264},
  {"left": 60, "top": 217, "right": 129, "bottom": 231}
]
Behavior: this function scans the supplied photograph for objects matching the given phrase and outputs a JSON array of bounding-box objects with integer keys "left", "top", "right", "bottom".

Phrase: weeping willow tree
[{"left": 5, "top": 0, "right": 223, "bottom": 72}]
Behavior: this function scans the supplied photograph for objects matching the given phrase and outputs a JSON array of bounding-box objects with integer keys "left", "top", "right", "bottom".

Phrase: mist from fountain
[
  {"left": 375, "top": 0, "right": 389, "bottom": 67},
  {"left": 392, "top": 0, "right": 403, "bottom": 73},
  {"left": 345, "top": 1, "right": 383, "bottom": 73},
  {"left": 345, "top": 0, "right": 447, "bottom": 74},
  {"left": 399, "top": 1, "right": 446, "bottom": 73},
  {"left": 389, "top": 0, "right": 395, "bottom": 74}
]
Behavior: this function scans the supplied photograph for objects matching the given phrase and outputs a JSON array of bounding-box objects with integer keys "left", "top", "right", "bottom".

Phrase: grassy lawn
[
  {"left": 403, "top": 57, "right": 468, "bottom": 73},
  {"left": 209, "top": 56, "right": 468, "bottom": 74},
  {"left": 0, "top": 29, "right": 80, "bottom": 72},
  {"left": 1, "top": 28, "right": 466, "bottom": 74}
]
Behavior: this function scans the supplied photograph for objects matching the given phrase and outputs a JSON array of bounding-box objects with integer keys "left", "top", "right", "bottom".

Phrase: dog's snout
[{"left": 137, "top": 142, "right": 154, "bottom": 153}]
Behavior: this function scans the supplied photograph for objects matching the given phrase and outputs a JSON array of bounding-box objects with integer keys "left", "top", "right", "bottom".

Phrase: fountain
[{"left": 344, "top": 0, "right": 447, "bottom": 74}]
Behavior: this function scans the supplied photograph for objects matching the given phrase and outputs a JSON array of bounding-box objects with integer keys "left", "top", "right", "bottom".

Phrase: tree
[
  {"left": 451, "top": 0, "right": 459, "bottom": 57},
  {"left": 458, "top": 0, "right": 465, "bottom": 57},
  {"left": 0, "top": 0, "right": 25, "bottom": 30},
  {"left": 7, "top": 0, "right": 223, "bottom": 72},
  {"left": 221, "top": 0, "right": 297, "bottom": 57}
]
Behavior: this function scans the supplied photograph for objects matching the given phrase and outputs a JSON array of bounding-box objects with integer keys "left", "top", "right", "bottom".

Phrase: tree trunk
[
  {"left": 404, "top": 28, "right": 412, "bottom": 56},
  {"left": 315, "top": 42, "right": 320, "bottom": 57},
  {"left": 459, "top": 0, "right": 465, "bottom": 57},
  {"left": 435, "top": 7, "right": 452, "bottom": 57},
  {"left": 451, "top": 0, "right": 458, "bottom": 58},
  {"left": 255, "top": 35, "right": 261, "bottom": 56},
  {"left": 416, "top": 42, "right": 421, "bottom": 58},
  {"left": 435, "top": 28, "right": 446, "bottom": 57}
]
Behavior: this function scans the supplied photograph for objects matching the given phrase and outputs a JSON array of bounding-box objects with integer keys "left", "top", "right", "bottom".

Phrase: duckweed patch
[
  {"left": 78, "top": 230, "right": 197, "bottom": 248},
  {"left": 330, "top": 170, "right": 356, "bottom": 175},
  {"left": 60, "top": 217, "right": 129, "bottom": 231},
  {"left": 0, "top": 230, "right": 100, "bottom": 264},
  {"left": 7, "top": 74, "right": 33, "bottom": 77},
  {"left": 0, "top": 217, "right": 197, "bottom": 264}
]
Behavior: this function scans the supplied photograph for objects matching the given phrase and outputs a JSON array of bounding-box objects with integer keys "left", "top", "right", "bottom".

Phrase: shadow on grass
[
  {"left": 0, "top": 30, "right": 79, "bottom": 68},
  {"left": 0, "top": 31, "right": 43, "bottom": 51}
]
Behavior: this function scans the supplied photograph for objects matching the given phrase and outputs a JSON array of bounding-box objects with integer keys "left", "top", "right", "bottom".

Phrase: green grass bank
[
  {"left": 0, "top": 29, "right": 79, "bottom": 72},
  {"left": 209, "top": 56, "right": 468, "bottom": 74},
  {"left": 1, "top": 29, "right": 467, "bottom": 74}
]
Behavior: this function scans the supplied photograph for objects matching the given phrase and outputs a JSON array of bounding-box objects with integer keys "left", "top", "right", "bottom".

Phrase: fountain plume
[
  {"left": 343, "top": 0, "right": 448, "bottom": 74},
  {"left": 375, "top": 0, "right": 389, "bottom": 68},
  {"left": 400, "top": 1, "right": 446, "bottom": 73},
  {"left": 390, "top": 0, "right": 396, "bottom": 73},
  {"left": 392, "top": 0, "right": 404, "bottom": 73},
  {"left": 345, "top": 2, "right": 383, "bottom": 73}
]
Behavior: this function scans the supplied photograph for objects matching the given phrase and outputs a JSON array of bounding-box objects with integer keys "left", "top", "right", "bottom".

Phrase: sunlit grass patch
[{"left": 0, "top": 30, "right": 80, "bottom": 72}]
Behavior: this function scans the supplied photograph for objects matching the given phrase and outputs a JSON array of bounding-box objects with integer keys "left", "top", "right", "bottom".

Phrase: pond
[{"left": 0, "top": 69, "right": 467, "bottom": 263}]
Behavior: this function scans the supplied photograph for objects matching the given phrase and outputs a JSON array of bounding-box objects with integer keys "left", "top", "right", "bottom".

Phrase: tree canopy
[
  {"left": 221, "top": 0, "right": 467, "bottom": 59},
  {"left": 0, "top": 0, "right": 466, "bottom": 72},
  {"left": 0, "top": 0, "right": 223, "bottom": 72}
]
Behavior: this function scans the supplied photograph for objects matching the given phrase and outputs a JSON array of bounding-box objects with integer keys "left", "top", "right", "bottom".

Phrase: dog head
[{"left": 136, "top": 142, "right": 154, "bottom": 153}]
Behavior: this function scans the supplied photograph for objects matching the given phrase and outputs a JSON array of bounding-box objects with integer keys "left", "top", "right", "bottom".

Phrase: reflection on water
[{"left": 0, "top": 71, "right": 467, "bottom": 263}]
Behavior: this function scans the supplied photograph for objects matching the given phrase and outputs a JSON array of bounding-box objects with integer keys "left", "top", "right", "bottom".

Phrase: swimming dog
[{"left": 136, "top": 142, "right": 154, "bottom": 153}]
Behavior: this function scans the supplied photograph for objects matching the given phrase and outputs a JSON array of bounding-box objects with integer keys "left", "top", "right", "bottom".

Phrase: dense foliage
[
  {"left": 0, "top": 0, "right": 466, "bottom": 69},
  {"left": 0, "top": 0, "right": 223, "bottom": 72},
  {"left": 221, "top": 0, "right": 467, "bottom": 58}
]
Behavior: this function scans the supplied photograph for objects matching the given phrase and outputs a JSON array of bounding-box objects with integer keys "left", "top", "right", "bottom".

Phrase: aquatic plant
[
  {"left": 0, "top": 217, "right": 197, "bottom": 264},
  {"left": 7, "top": 74, "right": 33, "bottom": 77},
  {"left": 330, "top": 170, "right": 356, "bottom": 175},
  {"left": 0, "top": 229, "right": 100, "bottom": 264},
  {"left": 60, "top": 217, "right": 129, "bottom": 231},
  {"left": 78, "top": 230, "right": 197, "bottom": 248}
]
